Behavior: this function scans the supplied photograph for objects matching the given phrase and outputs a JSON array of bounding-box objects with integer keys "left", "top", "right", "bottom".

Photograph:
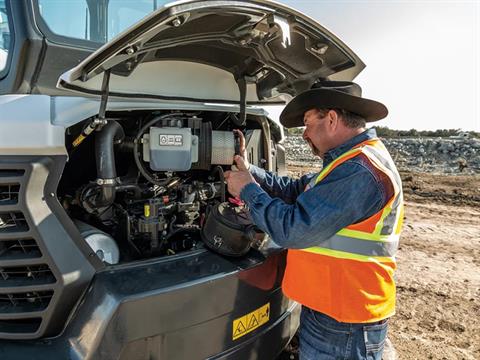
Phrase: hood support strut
[
  {"left": 237, "top": 77, "right": 247, "bottom": 126},
  {"left": 71, "top": 69, "right": 111, "bottom": 148},
  {"left": 99, "top": 69, "right": 111, "bottom": 120},
  {"left": 235, "top": 75, "right": 255, "bottom": 127}
]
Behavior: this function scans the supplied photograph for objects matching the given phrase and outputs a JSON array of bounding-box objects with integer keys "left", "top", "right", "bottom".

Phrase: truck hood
[{"left": 57, "top": 0, "right": 364, "bottom": 104}]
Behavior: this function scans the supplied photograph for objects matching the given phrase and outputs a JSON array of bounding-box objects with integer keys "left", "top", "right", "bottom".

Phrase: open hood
[{"left": 57, "top": 0, "right": 365, "bottom": 105}]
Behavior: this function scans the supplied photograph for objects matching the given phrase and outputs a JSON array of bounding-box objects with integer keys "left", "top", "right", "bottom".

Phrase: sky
[
  {"left": 280, "top": 0, "right": 480, "bottom": 131},
  {"left": 32, "top": 0, "right": 479, "bottom": 131}
]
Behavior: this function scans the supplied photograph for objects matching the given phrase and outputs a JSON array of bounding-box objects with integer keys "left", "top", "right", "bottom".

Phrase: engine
[{"left": 59, "top": 111, "right": 267, "bottom": 264}]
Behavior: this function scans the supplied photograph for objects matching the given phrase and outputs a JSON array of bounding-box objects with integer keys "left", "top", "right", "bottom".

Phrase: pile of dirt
[
  {"left": 401, "top": 171, "right": 480, "bottom": 208},
  {"left": 284, "top": 135, "right": 480, "bottom": 174},
  {"left": 384, "top": 137, "right": 480, "bottom": 174}
]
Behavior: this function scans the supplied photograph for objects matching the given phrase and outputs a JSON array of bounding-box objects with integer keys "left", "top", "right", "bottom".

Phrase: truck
[{"left": 0, "top": 1, "right": 365, "bottom": 358}]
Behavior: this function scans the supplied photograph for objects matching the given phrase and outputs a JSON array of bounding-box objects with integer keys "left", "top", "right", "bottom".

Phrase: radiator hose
[{"left": 94, "top": 120, "right": 125, "bottom": 207}]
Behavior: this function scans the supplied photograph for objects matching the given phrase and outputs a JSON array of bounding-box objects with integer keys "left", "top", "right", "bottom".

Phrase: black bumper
[{"left": 0, "top": 249, "right": 299, "bottom": 360}]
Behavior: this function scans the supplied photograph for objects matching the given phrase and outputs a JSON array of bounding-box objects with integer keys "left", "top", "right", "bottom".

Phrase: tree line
[{"left": 286, "top": 126, "right": 480, "bottom": 138}]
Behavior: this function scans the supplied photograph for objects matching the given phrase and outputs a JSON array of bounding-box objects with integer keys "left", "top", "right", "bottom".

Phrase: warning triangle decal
[
  {"left": 234, "top": 320, "right": 247, "bottom": 337},
  {"left": 248, "top": 314, "right": 259, "bottom": 329}
]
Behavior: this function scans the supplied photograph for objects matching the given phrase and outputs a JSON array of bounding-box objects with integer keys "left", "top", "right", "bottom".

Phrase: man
[{"left": 225, "top": 81, "right": 403, "bottom": 360}]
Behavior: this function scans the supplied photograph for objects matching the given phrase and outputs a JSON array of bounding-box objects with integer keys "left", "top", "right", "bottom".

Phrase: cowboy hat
[{"left": 279, "top": 81, "right": 388, "bottom": 128}]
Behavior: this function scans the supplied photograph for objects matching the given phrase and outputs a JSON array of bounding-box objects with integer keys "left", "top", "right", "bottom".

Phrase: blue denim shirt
[{"left": 240, "top": 128, "right": 391, "bottom": 249}]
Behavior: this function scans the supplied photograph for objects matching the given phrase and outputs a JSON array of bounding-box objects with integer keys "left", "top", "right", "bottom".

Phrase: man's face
[{"left": 302, "top": 108, "right": 333, "bottom": 158}]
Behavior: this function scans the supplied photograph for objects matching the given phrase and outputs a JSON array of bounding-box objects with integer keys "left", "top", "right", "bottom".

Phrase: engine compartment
[{"left": 58, "top": 110, "right": 278, "bottom": 264}]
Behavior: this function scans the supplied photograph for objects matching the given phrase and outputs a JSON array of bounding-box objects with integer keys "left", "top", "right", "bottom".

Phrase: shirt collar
[{"left": 323, "top": 128, "right": 378, "bottom": 164}]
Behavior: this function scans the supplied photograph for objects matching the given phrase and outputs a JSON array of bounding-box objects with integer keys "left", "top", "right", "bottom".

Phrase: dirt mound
[
  {"left": 284, "top": 135, "right": 480, "bottom": 174},
  {"left": 401, "top": 171, "right": 480, "bottom": 208}
]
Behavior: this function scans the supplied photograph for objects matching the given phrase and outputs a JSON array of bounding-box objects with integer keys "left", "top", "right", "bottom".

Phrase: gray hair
[{"left": 316, "top": 108, "right": 366, "bottom": 129}]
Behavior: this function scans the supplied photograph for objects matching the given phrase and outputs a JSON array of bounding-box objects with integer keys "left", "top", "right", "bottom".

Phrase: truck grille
[
  {"left": 0, "top": 167, "right": 58, "bottom": 339},
  {"left": 0, "top": 265, "right": 56, "bottom": 287},
  {"left": 0, "top": 158, "right": 97, "bottom": 340},
  {"left": 0, "top": 212, "right": 29, "bottom": 233},
  {"left": 0, "top": 318, "right": 43, "bottom": 334},
  {"left": 0, "top": 239, "right": 42, "bottom": 260},
  {"left": 0, "top": 184, "right": 20, "bottom": 205},
  {"left": 0, "top": 290, "right": 54, "bottom": 313}
]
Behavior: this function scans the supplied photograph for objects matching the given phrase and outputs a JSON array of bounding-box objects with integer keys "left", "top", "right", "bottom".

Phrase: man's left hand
[{"left": 224, "top": 155, "right": 257, "bottom": 198}]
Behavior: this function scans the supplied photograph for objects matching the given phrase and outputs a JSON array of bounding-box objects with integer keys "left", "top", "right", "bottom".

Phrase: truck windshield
[
  {"left": 36, "top": 0, "right": 171, "bottom": 45},
  {"left": 0, "top": 0, "right": 11, "bottom": 72}
]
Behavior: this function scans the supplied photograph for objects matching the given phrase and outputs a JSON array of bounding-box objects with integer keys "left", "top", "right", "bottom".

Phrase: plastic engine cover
[{"left": 149, "top": 127, "right": 197, "bottom": 171}]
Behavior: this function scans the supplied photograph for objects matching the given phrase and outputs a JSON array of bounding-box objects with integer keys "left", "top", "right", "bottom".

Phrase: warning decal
[{"left": 232, "top": 303, "right": 270, "bottom": 340}]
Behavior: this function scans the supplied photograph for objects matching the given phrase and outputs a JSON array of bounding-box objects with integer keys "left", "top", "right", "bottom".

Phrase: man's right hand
[
  {"left": 224, "top": 156, "right": 257, "bottom": 198},
  {"left": 233, "top": 129, "right": 250, "bottom": 171}
]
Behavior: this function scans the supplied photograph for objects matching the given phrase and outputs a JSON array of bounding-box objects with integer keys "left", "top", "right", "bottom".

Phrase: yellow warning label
[
  {"left": 144, "top": 204, "right": 151, "bottom": 217},
  {"left": 232, "top": 303, "right": 270, "bottom": 340},
  {"left": 72, "top": 134, "right": 86, "bottom": 147}
]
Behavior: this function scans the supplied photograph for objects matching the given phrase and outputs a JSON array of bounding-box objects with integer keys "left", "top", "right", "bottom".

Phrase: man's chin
[
  {"left": 305, "top": 139, "right": 322, "bottom": 158},
  {"left": 312, "top": 149, "right": 322, "bottom": 157},
  {"left": 309, "top": 145, "right": 321, "bottom": 157}
]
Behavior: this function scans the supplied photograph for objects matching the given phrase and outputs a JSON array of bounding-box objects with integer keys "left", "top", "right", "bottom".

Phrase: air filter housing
[{"left": 143, "top": 121, "right": 236, "bottom": 171}]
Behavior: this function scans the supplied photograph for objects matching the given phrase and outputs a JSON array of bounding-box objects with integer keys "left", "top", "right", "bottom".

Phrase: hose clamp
[{"left": 96, "top": 178, "right": 117, "bottom": 186}]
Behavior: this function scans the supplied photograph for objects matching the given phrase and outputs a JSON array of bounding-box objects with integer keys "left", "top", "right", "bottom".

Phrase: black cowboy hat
[{"left": 279, "top": 81, "right": 388, "bottom": 128}]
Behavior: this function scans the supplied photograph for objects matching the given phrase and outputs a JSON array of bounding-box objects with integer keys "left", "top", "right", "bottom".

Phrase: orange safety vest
[{"left": 282, "top": 138, "right": 404, "bottom": 323}]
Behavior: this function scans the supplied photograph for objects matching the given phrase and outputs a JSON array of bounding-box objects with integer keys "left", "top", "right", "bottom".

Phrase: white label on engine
[{"left": 159, "top": 134, "right": 183, "bottom": 146}]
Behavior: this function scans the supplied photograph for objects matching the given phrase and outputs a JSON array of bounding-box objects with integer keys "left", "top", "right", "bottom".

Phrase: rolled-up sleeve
[{"left": 240, "top": 161, "right": 385, "bottom": 249}]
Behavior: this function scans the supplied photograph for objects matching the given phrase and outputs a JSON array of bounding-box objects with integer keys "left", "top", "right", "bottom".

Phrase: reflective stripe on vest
[
  {"left": 282, "top": 137, "right": 404, "bottom": 323},
  {"left": 301, "top": 139, "right": 403, "bottom": 262}
]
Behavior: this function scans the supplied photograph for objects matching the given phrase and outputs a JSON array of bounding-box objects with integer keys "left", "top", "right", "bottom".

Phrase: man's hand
[{"left": 225, "top": 155, "right": 257, "bottom": 198}]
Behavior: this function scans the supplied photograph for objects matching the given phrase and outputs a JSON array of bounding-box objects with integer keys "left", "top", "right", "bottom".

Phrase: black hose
[
  {"left": 115, "top": 184, "right": 143, "bottom": 198},
  {"left": 96, "top": 121, "right": 125, "bottom": 180},
  {"left": 94, "top": 121, "right": 125, "bottom": 207}
]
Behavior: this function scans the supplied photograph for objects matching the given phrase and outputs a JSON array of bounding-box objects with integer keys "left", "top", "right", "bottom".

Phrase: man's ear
[{"left": 327, "top": 110, "right": 339, "bottom": 132}]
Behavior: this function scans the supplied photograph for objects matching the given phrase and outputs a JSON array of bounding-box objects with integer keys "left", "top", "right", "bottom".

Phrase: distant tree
[
  {"left": 286, "top": 127, "right": 304, "bottom": 135},
  {"left": 371, "top": 126, "right": 477, "bottom": 138},
  {"left": 286, "top": 125, "right": 479, "bottom": 138},
  {"left": 374, "top": 126, "right": 396, "bottom": 137}
]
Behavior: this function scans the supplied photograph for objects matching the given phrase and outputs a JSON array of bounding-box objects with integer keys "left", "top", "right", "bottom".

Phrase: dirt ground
[{"left": 285, "top": 166, "right": 480, "bottom": 360}]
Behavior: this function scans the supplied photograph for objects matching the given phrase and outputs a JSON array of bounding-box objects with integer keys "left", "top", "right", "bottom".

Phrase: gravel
[{"left": 284, "top": 136, "right": 480, "bottom": 174}]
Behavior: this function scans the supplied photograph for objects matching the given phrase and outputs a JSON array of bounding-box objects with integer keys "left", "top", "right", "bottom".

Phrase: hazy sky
[
  {"left": 35, "top": 0, "right": 479, "bottom": 131},
  {"left": 281, "top": 0, "right": 479, "bottom": 131}
]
